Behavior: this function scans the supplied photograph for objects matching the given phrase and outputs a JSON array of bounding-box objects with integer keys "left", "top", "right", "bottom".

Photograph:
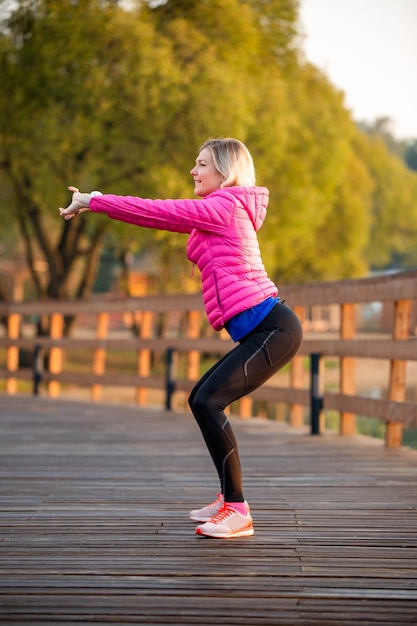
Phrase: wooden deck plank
[{"left": 1, "top": 393, "right": 417, "bottom": 625}]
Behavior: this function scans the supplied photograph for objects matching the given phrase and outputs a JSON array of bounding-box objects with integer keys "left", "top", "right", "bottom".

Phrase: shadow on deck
[{"left": 1, "top": 394, "right": 417, "bottom": 625}]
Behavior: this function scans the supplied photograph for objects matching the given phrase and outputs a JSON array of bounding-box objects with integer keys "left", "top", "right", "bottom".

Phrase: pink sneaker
[
  {"left": 189, "top": 493, "right": 224, "bottom": 522},
  {"left": 196, "top": 502, "right": 254, "bottom": 538}
]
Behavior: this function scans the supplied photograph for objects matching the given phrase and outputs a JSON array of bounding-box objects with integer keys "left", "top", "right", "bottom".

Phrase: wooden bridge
[
  {"left": 1, "top": 270, "right": 417, "bottom": 447},
  {"left": 1, "top": 393, "right": 417, "bottom": 625},
  {"left": 1, "top": 270, "right": 417, "bottom": 623}
]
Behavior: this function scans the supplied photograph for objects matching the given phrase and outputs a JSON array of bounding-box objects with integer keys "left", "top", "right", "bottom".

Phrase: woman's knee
[
  {"left": 189, "top": 388, "right": 207, "bottom": 416},
  {"left": 189, "top": 386, "right": 222, "bottom": 420}
]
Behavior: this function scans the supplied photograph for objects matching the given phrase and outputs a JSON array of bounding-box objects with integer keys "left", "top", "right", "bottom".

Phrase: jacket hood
[{"left": 212, "top": 186, "right": 269, "bottom": 231}]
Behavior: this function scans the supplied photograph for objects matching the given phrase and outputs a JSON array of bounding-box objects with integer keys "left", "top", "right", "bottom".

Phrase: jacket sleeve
[{"left": 89, "top": 191, "right": 236, "bottom": 234}]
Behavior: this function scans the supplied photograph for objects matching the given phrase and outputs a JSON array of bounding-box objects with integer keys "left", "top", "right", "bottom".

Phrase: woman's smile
[{"left": 190, "top": 147, "right": 224, "bottom": 197}]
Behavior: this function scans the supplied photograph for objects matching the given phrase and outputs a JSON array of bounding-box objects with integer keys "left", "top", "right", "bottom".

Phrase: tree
[
  {"left": 356, "top": 133, "right": 417, "bottom": 270},
  {"left": 402, "top": 140, "right": 417, "bottom": 172},
  {"left": 0, "top": 0, "right": 186, "bottom": 302},
  {"left": 0, "top": 0, "right": 301, "bottom": 298},
  {"left": 256, "top": 62, "right": 374, "bottom": 283},
  {"left": 1, "top": 0, "right": 416, "bottom": 309},
  {"left": 139, "top": 0, "right": 298, "bottom": 289}
]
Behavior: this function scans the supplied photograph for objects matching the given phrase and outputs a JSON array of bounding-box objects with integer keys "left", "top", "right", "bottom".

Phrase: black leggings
[{"left": 188, "top": 302, "right": 303, "bottom": 502}]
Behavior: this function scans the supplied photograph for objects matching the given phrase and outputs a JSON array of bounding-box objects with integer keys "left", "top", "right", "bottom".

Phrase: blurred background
[{"left": 0, "top": 0, "right": 416, "bottom": 304}]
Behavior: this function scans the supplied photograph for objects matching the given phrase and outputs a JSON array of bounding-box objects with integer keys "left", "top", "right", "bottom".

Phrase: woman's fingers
[
  {"left": 59, "top": 205, "right": 78, "bottom": 220},
  {"left": 60, "top": 186, "right": 90, "bottom": 220}
]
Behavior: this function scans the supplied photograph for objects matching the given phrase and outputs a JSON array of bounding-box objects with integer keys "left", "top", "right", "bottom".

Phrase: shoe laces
[{"left": 210, "top": 503, "right": 237, "bottom": 523}]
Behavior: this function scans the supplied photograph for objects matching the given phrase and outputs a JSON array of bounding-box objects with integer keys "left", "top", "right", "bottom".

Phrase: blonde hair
[{"left": 200, "top": 138, "right": 256, "bottom": 187}]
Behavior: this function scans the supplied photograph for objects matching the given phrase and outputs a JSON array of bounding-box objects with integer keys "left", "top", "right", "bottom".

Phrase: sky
[{"left": 298, "top": 0, "right": 417, "bottom": 139}]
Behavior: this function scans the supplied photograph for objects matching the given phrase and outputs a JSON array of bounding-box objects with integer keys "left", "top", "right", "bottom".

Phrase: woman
[{"left": 60, "top": 137, "right": 303, "bottom": 539}]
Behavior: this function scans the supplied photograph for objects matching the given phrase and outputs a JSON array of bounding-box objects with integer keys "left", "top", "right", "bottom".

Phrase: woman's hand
[{"left": 59, "top": 186, "right": 93, "bottom": 221}]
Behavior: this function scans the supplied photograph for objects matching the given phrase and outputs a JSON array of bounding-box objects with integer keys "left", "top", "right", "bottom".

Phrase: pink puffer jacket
[{"left": 90, "top": 186, "right": 278, "bottom": 331}]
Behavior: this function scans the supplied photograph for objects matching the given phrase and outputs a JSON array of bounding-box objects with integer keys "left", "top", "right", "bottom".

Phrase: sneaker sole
[{"left": 196, "top": 526, "right": 254, "bottom": 538}]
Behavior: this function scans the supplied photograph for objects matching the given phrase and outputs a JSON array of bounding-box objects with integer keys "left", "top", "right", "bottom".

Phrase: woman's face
[{"left": 190, "top": 147, "right": 224, "bottom": 197}]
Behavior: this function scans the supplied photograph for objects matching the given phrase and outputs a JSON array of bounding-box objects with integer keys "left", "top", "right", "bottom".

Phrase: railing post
[
  {"left": 165, "top": 348, "right": 176, "bottom": 411},
  {"left": 340, "top": 302, "right": 356, "bottom": 435},
  {"left": 91, "top": 312, "right": 109, "bottom": 402},
  {"left": 48, "top": 313, "right": 64, "bottom": 398},
  {"left": 33, "top": 344, "right": 43, "bottom": 396},
  {"left": 310, "top": 353, "right": 323, "bottom": 435},
  {"left": 289, "top": 305, "right": 306, "bottom": 427},
  {"left": 6, "top": 313, "right": 20, "bottom": 394},
  {"left": 386, "top": 299, "right": 411, "bottom": 447},
  {"left": 136, "top": 311, "right": 153, "bottom": 406}
]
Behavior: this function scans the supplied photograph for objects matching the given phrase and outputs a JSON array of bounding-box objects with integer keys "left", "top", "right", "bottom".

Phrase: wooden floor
[{"left": 1, "top": 394, "right": 417, "bottom": 625}]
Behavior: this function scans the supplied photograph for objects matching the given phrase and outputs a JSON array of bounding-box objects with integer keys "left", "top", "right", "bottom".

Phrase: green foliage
[
  {"left": 403, "top": 140, "right": 417, "bottom": 172},
  {"left": 0, "top": 0, "right": 416, "bottom": 301},
  {"left": 257, "top": 63, "right": 373, "bottom": 282},
  {"left": 355, "top": 134, "right": 417, "bottom": 269}
]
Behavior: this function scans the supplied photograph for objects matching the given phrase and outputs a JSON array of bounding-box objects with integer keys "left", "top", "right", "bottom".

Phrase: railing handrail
[
  {"left": 0, "top": 269, "right": 416, "bottom": 315},
  {"left": 1, "top": 336, "right": 416, "bottom": 360},
  {"left": 1, "top": 269, "right": 416, "bottom": 447}
]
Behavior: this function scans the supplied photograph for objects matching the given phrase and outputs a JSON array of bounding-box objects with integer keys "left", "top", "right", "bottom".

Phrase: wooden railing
[{"left": 1, "top": 270, "right": 416, "bottom": 447}]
